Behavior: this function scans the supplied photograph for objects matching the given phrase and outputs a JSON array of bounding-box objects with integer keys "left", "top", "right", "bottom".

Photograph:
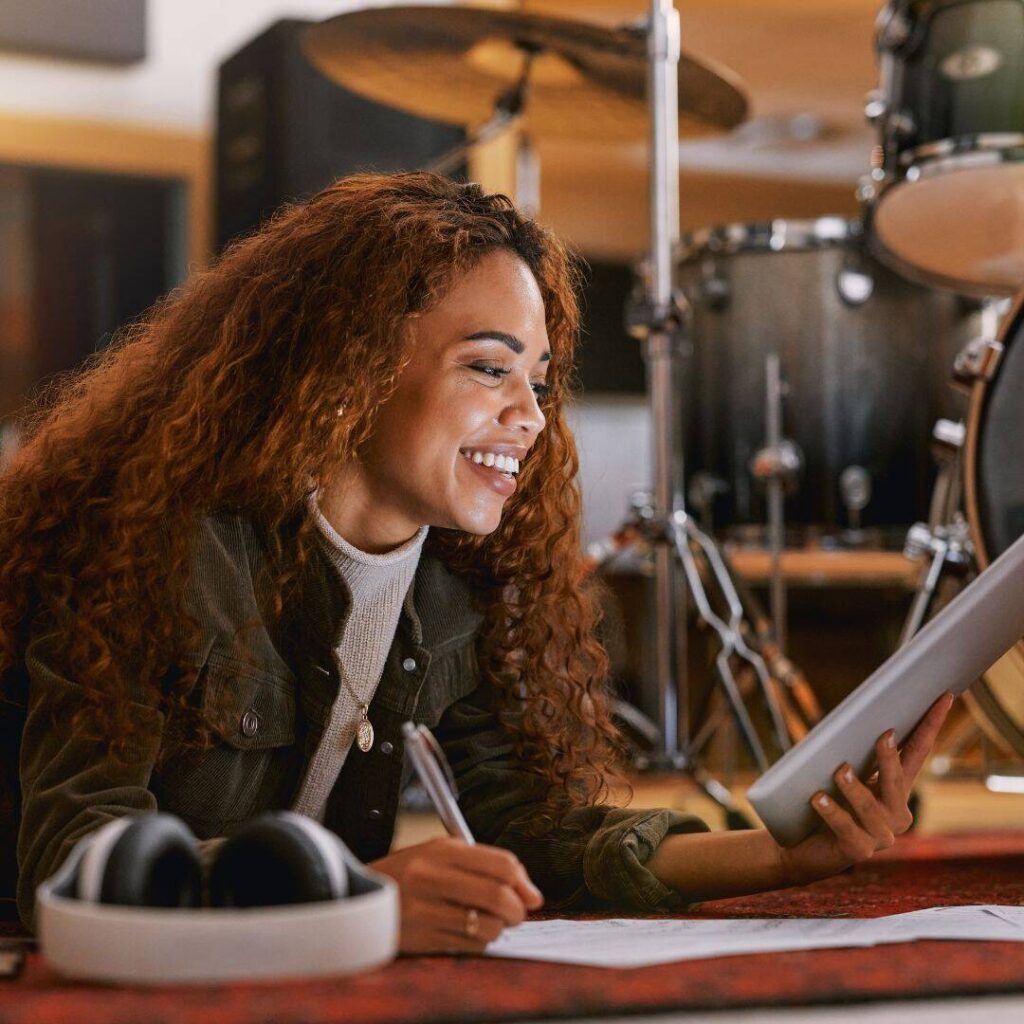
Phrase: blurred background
[{"left": 3, "top": 0, "right": 1023, "bottom": 829}]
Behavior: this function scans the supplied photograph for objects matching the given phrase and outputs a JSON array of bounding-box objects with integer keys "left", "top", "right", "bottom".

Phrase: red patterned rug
[{"left": 1, "top": 831, "right": 1023, "bottom": 1024}]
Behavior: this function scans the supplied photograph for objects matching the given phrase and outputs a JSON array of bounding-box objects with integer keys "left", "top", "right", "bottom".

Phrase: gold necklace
[{"left": 335, "top": 659, "right": 375, "bottom": 753}]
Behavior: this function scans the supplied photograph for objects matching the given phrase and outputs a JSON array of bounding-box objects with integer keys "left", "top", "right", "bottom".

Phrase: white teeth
[{"left": 460, "top": 450, "right": 521, "bottom": 475}]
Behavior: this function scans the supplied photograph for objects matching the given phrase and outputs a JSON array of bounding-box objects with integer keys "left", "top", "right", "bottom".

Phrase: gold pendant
[{"left": 357, "top": 711, "right": 374, "bottom": 753}]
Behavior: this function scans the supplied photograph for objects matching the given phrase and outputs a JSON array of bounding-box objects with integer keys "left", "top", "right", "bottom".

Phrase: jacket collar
[{"left": 299, "top": 536, "right": 484, "bottom": 656}]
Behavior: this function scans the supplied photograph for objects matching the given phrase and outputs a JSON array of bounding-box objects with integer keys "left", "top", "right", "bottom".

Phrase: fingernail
[
  {"left": 841, "top": 765, "right": 853, "bottom": 783},
  {"left": 885, "top": 731, "right": 896, "bottom": 749},
  {"left": 816, "top": 793, "right": 831, "bottom": 808}
]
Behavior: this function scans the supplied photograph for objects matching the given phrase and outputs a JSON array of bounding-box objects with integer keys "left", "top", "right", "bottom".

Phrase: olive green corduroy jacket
[{"left": 15, "top": 513, "right": 708, "bottom": 930}]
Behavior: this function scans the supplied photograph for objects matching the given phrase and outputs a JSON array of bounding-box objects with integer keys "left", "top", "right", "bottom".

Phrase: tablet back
[{"left": 747, "top": 530, "right": 1024, "bottom": 847}]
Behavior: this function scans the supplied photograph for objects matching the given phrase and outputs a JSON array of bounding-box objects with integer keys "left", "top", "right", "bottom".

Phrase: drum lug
[
  {"left": 875, "top": 5, "right": 912, "bottom": 53},
  {"left": 888, "top": 110, "right": 917, "bottom": 138},
  {"left": 863, "top": 89, "right": 889, "bottom": 125},
  {"left": 856, "top": 173, "right": 880, "bottom": 205},
  {"left": 952, "top": 338, "right": 1004, "bottom": 390},
  {"left": 931, "top": 418, "right": 965, "bottom": 459},
  {"left": 750, "top": 439, "right": 804, "bottom": 490},
  {"left": 625, "top": 286, "right": 688, "bottom": 340}
]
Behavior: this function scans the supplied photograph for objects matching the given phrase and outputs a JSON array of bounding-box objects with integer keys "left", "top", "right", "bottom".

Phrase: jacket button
[
  {"left": 368, "top": 808, "right": 383, "bottom": 821},
  {"left": 240, "top": 709, "right": 260, "bottom": 738},
  {"left": 402, "top": 657, "right": 417, "bottom": 672},
  {"left": 380, "top": 741, "right": 394, "bottom": 756}
]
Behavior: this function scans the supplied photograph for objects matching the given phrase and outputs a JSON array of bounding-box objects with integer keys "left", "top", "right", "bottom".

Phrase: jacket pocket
[
  {"left": 202, "top": 649, "right": 296, "bottom": 749},
  {"left": 151, "top": 650, "right": 300, "bottom": 833}
]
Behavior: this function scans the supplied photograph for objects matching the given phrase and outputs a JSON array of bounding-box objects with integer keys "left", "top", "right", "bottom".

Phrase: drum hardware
[
  {"left": 749, "top": 354, "right": 803, "bottom": 654},
  {"left": 839, "top": 466, "right": 873, "bottom": 535},
  {"left": 588, "top": 488, "right": 794, "bottom": 782},
  {"left": 425, "top": 53, "right": 534, "bottom": 177},
  {"left": 688, "top": 472, "right": 729, "bottom": 533},
  {"left": 953, "top": 337, "right": 1004, "bottom": 388},
  {"left": 513, "top": 134, "right": 541, "bottom": 219},
  {"left": 669, "top": 509, "right": 793, "bottom": 773},
  {"left": 899, "top": 516, "right": 974, "bottom": 645},
  {"left": 899, "top": 416, "right": 973, "bottom": 644},
  {"left": 860, "top": 0, "right": 1024, "bottom": 297},
  {"left": 687, "top": 560, "right": 824, "bottom": 761},
  {"left": 835, "top": 267, "right": 876, "bottom": 306}
]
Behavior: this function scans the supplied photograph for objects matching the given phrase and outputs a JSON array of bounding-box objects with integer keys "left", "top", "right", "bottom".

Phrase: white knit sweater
[{"left": 290, "top": 493, "right": 428, "bottom": 822}]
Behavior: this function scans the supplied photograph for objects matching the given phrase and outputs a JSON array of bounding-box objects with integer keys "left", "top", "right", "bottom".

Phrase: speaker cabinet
[{"left": 215, "top": 18, "right": 466, "bottom": 251}]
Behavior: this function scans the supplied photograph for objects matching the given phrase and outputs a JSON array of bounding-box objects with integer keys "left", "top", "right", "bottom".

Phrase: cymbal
[{"left": 303, "top": 4, "right": 749, "bottom": 142}]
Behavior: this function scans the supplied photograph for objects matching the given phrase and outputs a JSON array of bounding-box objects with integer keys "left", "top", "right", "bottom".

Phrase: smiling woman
[
  {"left": 317, "top": 250, "right": 551, "bottom": 545},
  {"left": 0, "top": 172, "right": 950, "bottom": 954}
]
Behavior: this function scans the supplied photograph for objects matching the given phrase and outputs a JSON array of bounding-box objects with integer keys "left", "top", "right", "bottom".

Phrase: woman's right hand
[{"left": 368, "top": 837, "right": 544, "bottom": 954}]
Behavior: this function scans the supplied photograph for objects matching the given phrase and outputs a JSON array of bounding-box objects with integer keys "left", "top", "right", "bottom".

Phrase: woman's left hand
[{"left": 777, "top": 691, "right": 955, "bottom": 886}]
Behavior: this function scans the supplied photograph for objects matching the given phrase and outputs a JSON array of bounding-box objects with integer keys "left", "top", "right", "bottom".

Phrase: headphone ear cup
[
  {"left": 77, "top": 814, "right": 202, "bottom": 909},
  {"left": 207, "top": 811, "right": 349, "bottom": 908}
]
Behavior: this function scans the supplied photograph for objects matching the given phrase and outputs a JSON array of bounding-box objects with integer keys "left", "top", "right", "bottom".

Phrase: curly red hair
[{"left": 0, "top": 171, "right": 624, "bottom": 816}]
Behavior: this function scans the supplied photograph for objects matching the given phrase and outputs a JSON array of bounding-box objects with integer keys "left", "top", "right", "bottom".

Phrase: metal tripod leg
[
  {"left": 900, "top": 452, "right": 972, "bottom": 647},
  {"left": 668, "top": 511, "right": 790, "bottom": 773}
]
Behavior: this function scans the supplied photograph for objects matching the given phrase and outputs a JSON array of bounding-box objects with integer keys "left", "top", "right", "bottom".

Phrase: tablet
[{"left": 747, "top": 529, "right": 1024, "bottom": 847}]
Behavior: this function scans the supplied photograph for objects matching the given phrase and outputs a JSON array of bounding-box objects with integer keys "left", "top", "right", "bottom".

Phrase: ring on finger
[{"left": 464, "top": 907, "right": 480, "bottom": 938}]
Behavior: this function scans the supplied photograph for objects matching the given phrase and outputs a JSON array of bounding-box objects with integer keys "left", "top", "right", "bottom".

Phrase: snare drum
[
  {"left": 864, "top": 0, "right": 1024, "bottom": 297},
  {"left": 677, "top": 217, "right": 980, "bottom": 538},
  {"left": 960, "top": 291, "right": 1024, "bottom": 755}
]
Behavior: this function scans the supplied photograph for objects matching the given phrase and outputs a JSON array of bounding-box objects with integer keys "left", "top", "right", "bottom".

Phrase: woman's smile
[{"left": 457, "top": 449, "right": 518, "bottom": 497}]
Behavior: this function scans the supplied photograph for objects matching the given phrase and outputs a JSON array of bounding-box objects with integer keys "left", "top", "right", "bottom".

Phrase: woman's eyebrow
[{"left": 463, "top": 330, "right": 551, "bottom": 362}]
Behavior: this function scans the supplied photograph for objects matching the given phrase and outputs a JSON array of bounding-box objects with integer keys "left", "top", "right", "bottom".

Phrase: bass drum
[
  {"left": 677, "top": 217, "right": 981, "bottom": 539},
  {"left": 962, "top": 290, "right": 1024, "bottom": 756}
]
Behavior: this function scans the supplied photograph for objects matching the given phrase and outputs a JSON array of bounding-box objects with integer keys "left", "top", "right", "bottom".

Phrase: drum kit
[{"left": 305, "top": 1, "right": 1024, "bottom": 806}]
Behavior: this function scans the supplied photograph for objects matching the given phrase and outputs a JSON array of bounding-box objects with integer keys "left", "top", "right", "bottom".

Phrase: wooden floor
[{"left": 394, "top": 772, "right": 1024, "bottom": 849}]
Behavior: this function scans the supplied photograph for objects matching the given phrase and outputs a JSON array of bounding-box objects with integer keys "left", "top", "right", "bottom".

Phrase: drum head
[
  {"left": 965, "top": 292, "right": 1024, "bottom": 755},
  {"left": 874, "top": 163, "right": 1024, "bottom": 298}
]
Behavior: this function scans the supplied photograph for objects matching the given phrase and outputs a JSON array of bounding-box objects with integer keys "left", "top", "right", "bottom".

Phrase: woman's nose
[{"left": 500, "top": 377, "right": 546, "bottom": 436}]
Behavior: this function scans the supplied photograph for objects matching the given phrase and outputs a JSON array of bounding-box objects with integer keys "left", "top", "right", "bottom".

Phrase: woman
[{"left": 0, "top": 172, "right": 950, "bottom": 950}]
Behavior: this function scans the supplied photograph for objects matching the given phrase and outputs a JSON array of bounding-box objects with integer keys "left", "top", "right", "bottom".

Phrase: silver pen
[{"left": 401, "top": 721, "right": 475, "bottom": 845}]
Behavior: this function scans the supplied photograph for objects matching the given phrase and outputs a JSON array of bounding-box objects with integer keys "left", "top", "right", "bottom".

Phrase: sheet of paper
[{"left": 485, "top": 905, "right": 1024, "bottom": 969}]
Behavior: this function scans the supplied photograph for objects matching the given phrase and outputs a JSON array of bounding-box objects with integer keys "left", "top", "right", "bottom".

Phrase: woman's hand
[
  {"left": 778, "top": 692, "right": 955, "bottom": 886},
  {"left": 368, "top": 837, "right": 544, "bottom": 954}
]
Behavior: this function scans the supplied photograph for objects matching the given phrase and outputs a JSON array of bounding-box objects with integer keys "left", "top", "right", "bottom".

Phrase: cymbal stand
[{"left": 588, "top": 0, "right": 793, "bottom": 813}]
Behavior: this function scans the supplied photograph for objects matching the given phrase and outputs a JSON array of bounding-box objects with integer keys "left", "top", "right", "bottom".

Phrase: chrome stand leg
[{"left": 668, "top": 511, "right": 792, "bottom": 773}]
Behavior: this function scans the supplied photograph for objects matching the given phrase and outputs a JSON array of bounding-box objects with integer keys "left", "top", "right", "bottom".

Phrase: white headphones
[{"left": 36, "top": 811, "right": 398, "bottom": 985}]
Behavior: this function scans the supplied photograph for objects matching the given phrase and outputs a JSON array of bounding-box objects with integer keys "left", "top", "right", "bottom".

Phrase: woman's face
[{"left": 324, "top": 248, "right": 551, "bottom": 549}]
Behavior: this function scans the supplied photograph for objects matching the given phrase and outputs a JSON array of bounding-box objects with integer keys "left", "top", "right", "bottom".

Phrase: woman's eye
[
  {"left": 469, "top": 363, "right": 510, "bottom": 381},
  {"left": 468, "top": 363, "right": 551, "bottom": 398}
]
